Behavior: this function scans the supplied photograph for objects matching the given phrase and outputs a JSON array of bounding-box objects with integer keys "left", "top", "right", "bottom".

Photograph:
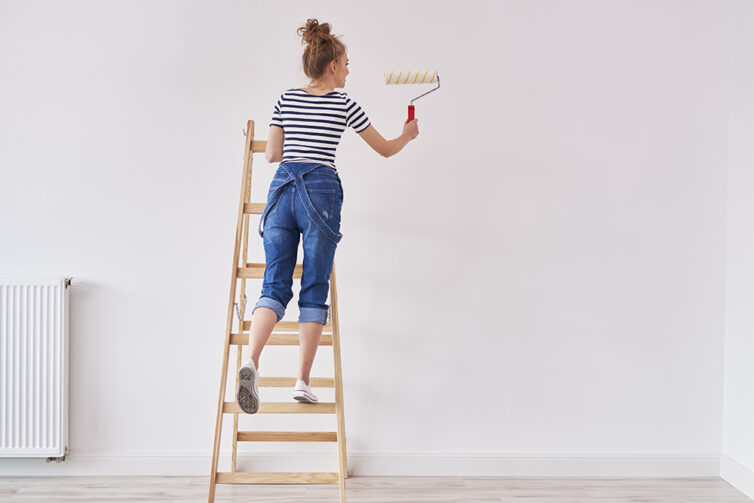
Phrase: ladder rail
[
  {"left": 232, "top": 119, "right": 257, "bottom": 474},
  {"left": 331, "top": 266, "right": 349, "bottom": 493},
  {"left": 208, "top": 120, "right": 257, "bottom": 502}
]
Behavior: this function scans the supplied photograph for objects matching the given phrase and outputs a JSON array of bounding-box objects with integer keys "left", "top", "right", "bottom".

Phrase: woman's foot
[
  {"left": 237, "top": 359, "right": 260, "bottom": 413},
  {"left": 291, "top": 379, "right": 318, "bottom": 403}
]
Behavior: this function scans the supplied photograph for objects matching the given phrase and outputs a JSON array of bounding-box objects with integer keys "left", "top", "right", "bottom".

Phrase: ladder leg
[
  {"left": 330, "top": 266, "right": 349, "bottom": 503},
  {"left": 231, "top": 344, "right": 241, "bottom": 473},
  {"left": 208, "top": 120, "right": 256, "bottom": 503},
  {"left": 232, "top": 185, "right": 253, "bottom": 473},
  {"left": 209, "top": 343, "right": 230, "bottom": 503}
]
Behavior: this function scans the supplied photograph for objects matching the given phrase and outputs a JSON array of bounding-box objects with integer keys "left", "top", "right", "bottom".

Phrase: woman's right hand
[{"left": 403, "top": 119, "right": 419, "bottom": 140}]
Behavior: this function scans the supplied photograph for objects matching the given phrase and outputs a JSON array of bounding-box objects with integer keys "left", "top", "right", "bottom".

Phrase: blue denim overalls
[{"left": 252, "top": 161, "right": 344, "bottom": 325}]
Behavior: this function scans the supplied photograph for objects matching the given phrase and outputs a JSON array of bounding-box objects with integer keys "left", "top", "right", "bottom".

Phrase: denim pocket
[{"left": 306, "top": 185, "right": 337, "bottom": 222}]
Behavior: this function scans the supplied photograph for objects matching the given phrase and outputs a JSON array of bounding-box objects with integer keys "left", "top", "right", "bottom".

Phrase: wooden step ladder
[{"left": 208, "top": 120, "right": 349, "bottom": 502}]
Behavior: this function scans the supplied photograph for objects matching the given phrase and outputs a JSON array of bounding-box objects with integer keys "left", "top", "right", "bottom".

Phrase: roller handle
[{"left": 407, "top": 105, "right": 415, "bottom": 123}]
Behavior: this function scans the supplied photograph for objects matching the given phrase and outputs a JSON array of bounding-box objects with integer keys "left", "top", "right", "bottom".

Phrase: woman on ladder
[{"left": 236, "top": 18, "right": 419, "bottom": 413}]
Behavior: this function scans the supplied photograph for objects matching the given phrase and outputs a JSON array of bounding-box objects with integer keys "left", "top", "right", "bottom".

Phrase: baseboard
[
  {"left": 721, "top": 454, "right": 754, "bottom": 500},
  {"left": 0, "top": 451, "right": 722, "bottom": 478}
]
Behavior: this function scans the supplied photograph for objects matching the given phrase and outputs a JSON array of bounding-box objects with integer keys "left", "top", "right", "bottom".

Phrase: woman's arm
[
  {"left": 358, "top": 120, "right": 418, "bottom": 158},
  {"left": 265, "top": 126, "right": 284, "bottom": 163}
]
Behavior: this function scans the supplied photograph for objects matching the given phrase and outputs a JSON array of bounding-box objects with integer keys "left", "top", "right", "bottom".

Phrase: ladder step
[
  {"left": 239, "top": 263, "right": 302, "bottom": 279},
  {"left": 256, "top": 377, "right": 335, "bottom": 387},
  {"left": 230, "top": 332, "right": 332, "bottom": 346},
  {"left": 241, "top": 320, "right": 333, "bottom": 333},
  {"left": 244, "top": 202, "right": 266, "bottom": 214},
  {"left": 216, "top": 471, "right": 338, "bottom": 484},
  {"left": 250, "top": 140, "right": 266, "bottom": 153},
  {"left": 237, "top": 431, "right": 337, "bottom": 442},
  {"left": 223, "top": 401, "right": 336, "bottom": 414}
]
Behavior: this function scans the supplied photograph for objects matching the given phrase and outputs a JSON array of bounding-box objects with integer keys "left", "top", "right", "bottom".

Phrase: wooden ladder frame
[{"left": 208, "top": 120, "right": 348, "bottom": 502}]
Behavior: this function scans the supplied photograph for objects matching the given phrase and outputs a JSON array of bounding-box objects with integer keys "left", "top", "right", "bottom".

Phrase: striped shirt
[{"left": 269, "top": 89, "right": 371, "bottom": 170}]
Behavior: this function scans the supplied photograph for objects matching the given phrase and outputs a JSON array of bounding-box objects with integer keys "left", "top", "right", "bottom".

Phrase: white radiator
[{"left": 0, "top": 277, "right": 70, "bottom": 459}]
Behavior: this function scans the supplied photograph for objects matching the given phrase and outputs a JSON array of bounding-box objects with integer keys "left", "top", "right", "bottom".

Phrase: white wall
[
  {"left": 721, "top": 0, "right": 754, "bottom": 499},
  {"left": 0, "top": 0, "right": 747, "bottom": 482}
]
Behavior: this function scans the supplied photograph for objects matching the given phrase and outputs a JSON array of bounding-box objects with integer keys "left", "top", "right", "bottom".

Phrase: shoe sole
[
  {"left": 292, "top": 390, "right": 318, "bottom": 403},
  {"left": 237, "top": 367, "right": 259, "bottom": 414}
]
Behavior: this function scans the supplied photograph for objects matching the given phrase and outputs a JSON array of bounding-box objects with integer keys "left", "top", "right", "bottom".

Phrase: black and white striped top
[{"left": 269, "top": 89, "right": 371, "bottom": 170}]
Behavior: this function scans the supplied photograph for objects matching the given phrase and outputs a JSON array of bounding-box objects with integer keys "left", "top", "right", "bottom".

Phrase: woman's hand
[{"left": 402, "top": 119, "right": 419, "bottom": 140}]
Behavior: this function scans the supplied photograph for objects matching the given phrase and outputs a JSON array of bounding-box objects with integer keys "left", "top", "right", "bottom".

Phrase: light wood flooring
[{"left": 0, "top": 475, "right": 751, "bottom": 502}]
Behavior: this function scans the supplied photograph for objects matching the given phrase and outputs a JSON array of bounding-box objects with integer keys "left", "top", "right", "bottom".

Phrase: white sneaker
[
  {"left": 292, "top": 379, "right": 318, "bottom": 403},
  {"left": 237, "top": 359, "right": 260, "bottom": 414}
]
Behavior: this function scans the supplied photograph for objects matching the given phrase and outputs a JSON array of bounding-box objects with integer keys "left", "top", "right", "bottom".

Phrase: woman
[{"left": 236, "top": 18, "right": 419, "bottom": 414}]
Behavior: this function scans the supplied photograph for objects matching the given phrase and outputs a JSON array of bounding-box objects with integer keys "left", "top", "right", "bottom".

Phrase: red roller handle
[{"left": 407, "top": 105, "right": 415, "bottom": 122}]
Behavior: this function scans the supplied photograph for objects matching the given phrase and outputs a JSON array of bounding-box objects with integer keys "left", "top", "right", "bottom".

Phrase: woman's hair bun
[{"left": 297, "top": 18, "right": 331, "bottom": 50}]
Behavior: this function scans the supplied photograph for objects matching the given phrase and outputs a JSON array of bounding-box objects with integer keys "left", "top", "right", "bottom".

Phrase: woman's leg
[
  {"left": 247, "top": 307, "right": 278, "bottom": 371},
  {"left": 294, "top": 170, "right": 342, "bottom": 385},
  {"left": 249, "top": 184, "right": 300, "bottom": 369},
  {"left": 297, "top": 322, "right": 323, "bottom": 385},
  {"left": 296, "top": 235, "right": 335, "bottom": 385}
]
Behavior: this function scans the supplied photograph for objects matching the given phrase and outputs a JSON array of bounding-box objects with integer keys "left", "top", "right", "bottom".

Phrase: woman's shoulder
[
  {"left": 278, "top": 88, "right": 342, "bottom": 98},
  {"left": 334, "top": 90, "right": 359, "bottom": 103},
  {"left": 276, "top": 88, "right": 355, "bottom": 103}
]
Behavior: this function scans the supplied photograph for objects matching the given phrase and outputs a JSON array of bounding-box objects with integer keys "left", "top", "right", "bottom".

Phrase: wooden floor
[{"left": 0, "top": 476, "right": 751, "bottom": 502}]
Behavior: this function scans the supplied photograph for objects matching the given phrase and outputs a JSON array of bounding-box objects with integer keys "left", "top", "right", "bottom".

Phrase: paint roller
[{"left": 384, "top": 70, "right": 441, "bottom": 123}]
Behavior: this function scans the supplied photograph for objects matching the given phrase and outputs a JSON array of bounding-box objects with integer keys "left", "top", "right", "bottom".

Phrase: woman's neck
[
  {"left": 302, "top": 85, "right": 335, "bottom": 95},
  {"left": 307, "top": 79, "right": 336, "bottom": 94}
]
